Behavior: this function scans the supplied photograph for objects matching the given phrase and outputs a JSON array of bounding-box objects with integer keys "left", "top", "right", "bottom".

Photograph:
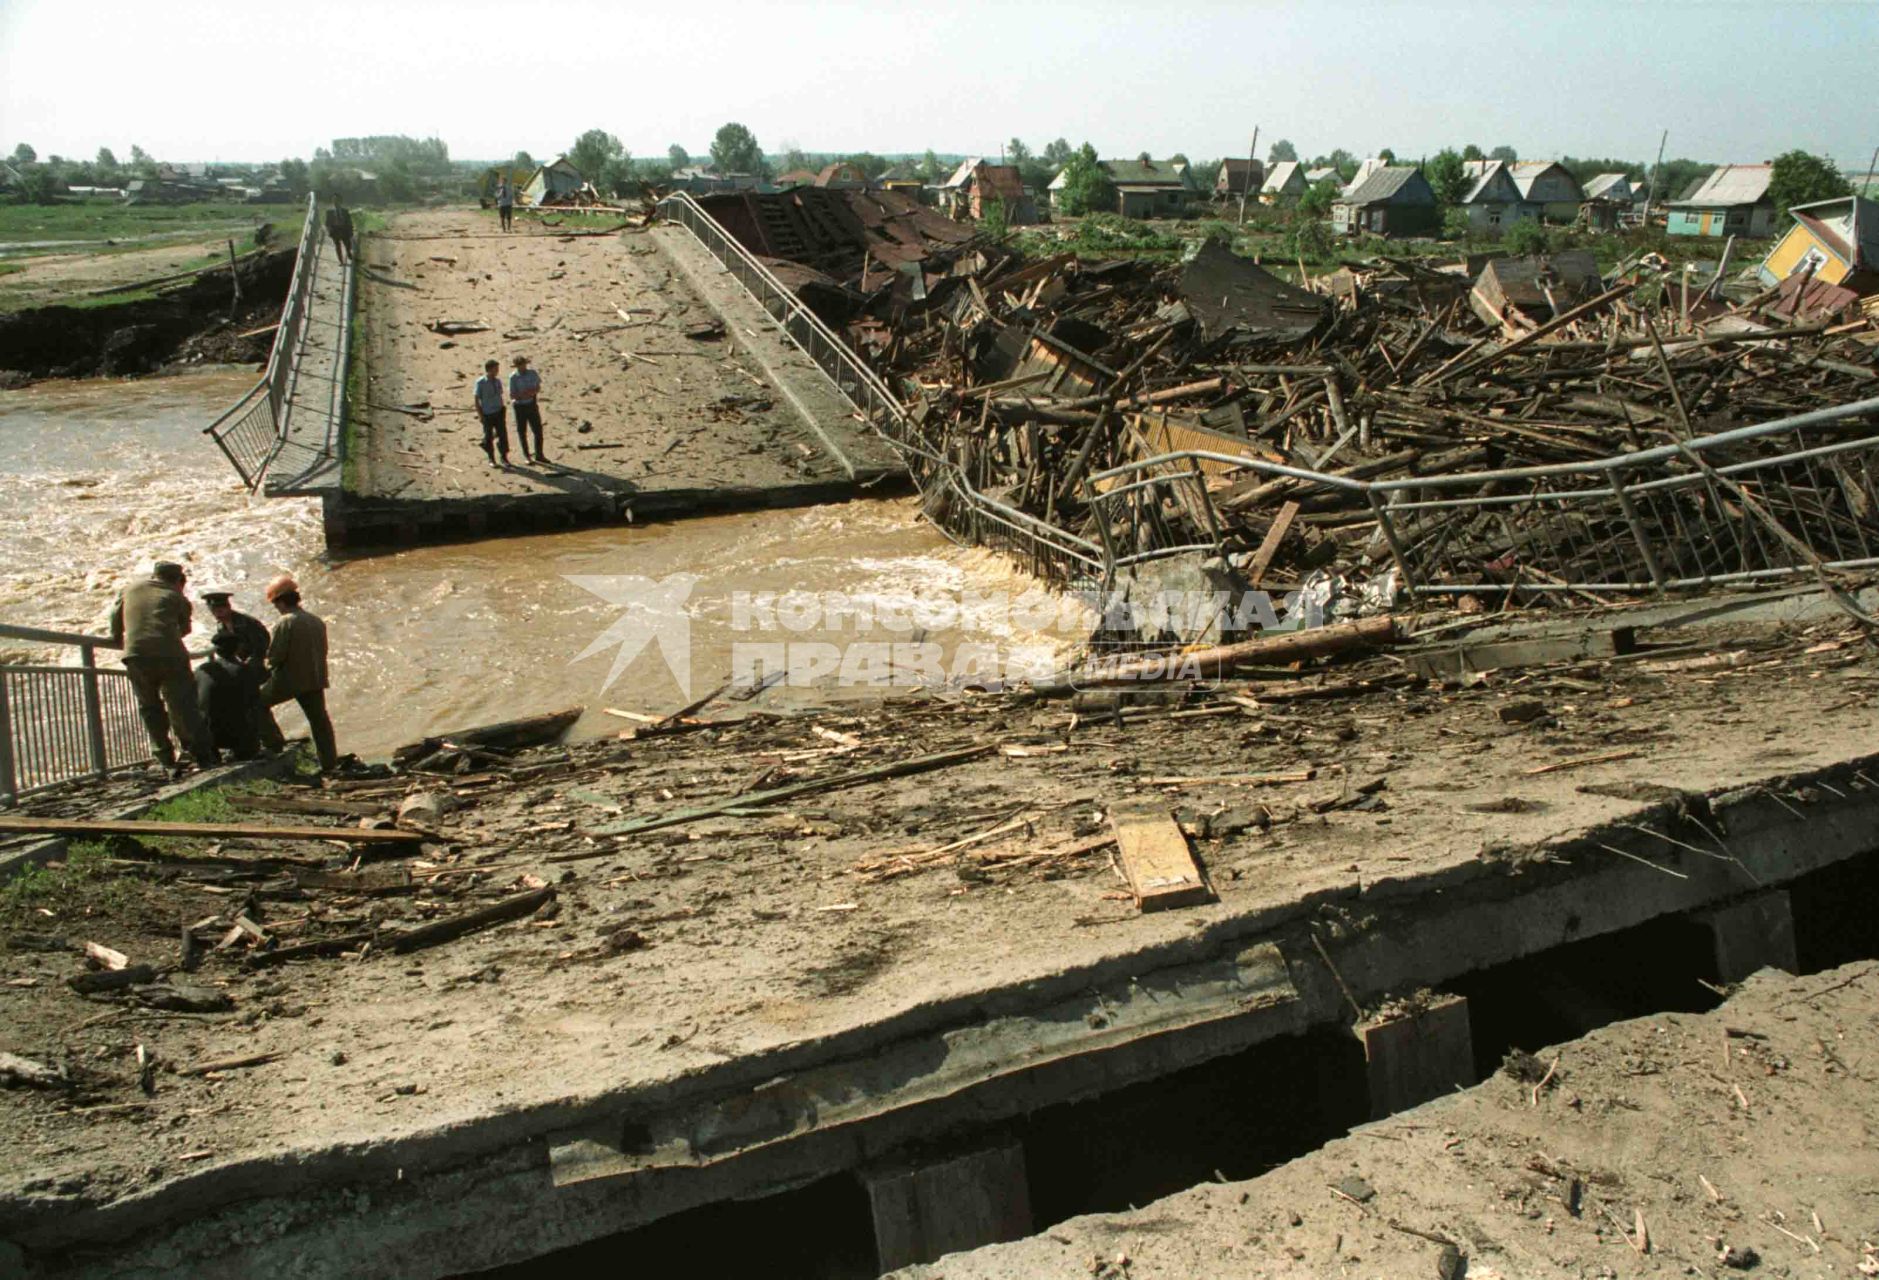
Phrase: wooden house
[
  {"left": 1506, "top": 161, "right": 1586, "bottom": 223},
  {"left": 1757, "top": 195, "right": 1879, "bottom": 297},
  {"left": 1332, "top": 166, "right": 1440, "bottom": 237},
  {"left": 1213, "top": 157, "right": 1265, "bottom": 202},
  {"left": 522, "top": 156, "right": 585, "bottom": 205},
  {"left": 1260, "top": 160, "right": 1308, "bottom": 204},
  {"left": 1669, "top": 163, "right": 1776, "bottom": 238},
  {"left": 1458, "top": 160, "right": 1531, "bottom": 230}
]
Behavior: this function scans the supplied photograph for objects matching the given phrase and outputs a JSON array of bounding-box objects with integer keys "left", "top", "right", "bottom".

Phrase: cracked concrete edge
[
  {"left": 11, "top": 749, "right": 1878, "bottom": 1267},
  {"left": 648, "top": 225, "right": 906, "bottom": 484}
]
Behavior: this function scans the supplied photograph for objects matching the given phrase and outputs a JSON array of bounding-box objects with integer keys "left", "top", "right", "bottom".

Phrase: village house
[
  {"left": 774, "top": 169, "right": 819, "bottom": 188},
  {"left": 1332, "top": 165, "right": 1440, "bottom": 237},
  {"left": 814, "top": 161, "right": 870, "bottom": 191},
  {"left": 1755, "top": 194, "right": 1879, "bottom": 316},
  {"left": 1457, "top": 160, "right": 1532, "bottom": 230},
  {"left": 1669, "top": 163, "right": 1777, "bottom": 238},
  {"left": 943, "top": 159, "right": 1036, "bottom": 224},
  {"left": 1580, "top": 172, "right": 1636, "bottom": 230},
  {"left": 521, "top": 156, "right": 585, "bottom": 205},
  {"left": 1212, "top": 157, "right": 1265, "bottom": 203},
  {"left": 1260, "top": 160, "right": 1308, "bottom": 204},
  {"left": 1506, "top": 161, "right": 1586, "bottom": 222},
  {"left": 1305, "top": 166, "right": 1340, "bottom": 186},
  {"left": 1048, "top": 156, "right": 1195, "bottom": 218},
  {"left": 877, "top": 162, "right": 926, "bottom": 197}
]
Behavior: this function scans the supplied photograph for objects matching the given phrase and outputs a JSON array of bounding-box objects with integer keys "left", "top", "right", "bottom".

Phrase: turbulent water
[{"left": 0, "top": 372, "right": 1085, "bottom": 757}]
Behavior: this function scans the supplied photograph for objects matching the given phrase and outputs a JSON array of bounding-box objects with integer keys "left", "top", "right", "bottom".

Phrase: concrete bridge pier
[
  {"left": 1354, "top": 994, "right": 1476, "bottom": 1119},
  {"left": 1696, "top": 889, "right": 1799, "bottom": 982}
]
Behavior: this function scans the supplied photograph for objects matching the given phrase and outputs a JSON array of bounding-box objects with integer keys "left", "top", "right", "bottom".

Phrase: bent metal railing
[
  {"left": 0, "top": 624, "right": 150, "bottom": 806},
  {"left": 203, "top": 194, "right": 321, "bottom": 489},
  {"left": 1088, "top": 394, "right": 1879, "bottom": 596},
  {"left": 656, "top": 191, "right": 1106, "bottom": 581}
]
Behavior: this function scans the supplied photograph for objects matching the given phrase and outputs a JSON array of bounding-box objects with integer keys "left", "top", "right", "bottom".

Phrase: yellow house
[{"left": 1758, "top": 195, "right": 1879, "bottom": 294}]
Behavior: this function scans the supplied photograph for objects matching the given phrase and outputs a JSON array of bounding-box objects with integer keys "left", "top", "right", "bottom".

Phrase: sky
[{"left": 2, "top": 0, "right": 1875, "bottom": 170}]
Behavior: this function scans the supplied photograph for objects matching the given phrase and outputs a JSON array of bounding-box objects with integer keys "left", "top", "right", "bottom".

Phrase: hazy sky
[{"left": 2, "top": 0, "right": 1874, "bottom": 168}]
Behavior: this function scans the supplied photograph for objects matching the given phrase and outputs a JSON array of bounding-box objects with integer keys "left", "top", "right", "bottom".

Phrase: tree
[
  {"left": 17, "top": 165, "right": 57, "bottom": 204},
  {"left": 512, "top": 150, "right": 535, "bottom": 173},
  {"left": 95, "top": 147, "right": 118, "bottom": 172},
  {"left": 1042, "top": 138, "right": 1072, "bottom": 168},
  {"left": 1300, "top": 176, "right": 1340, "bottom": 216},
  {"left": 569, "top": 129, "right": 624, "bottom": 183},
  {"left": 1376, "top": 147, "right": 1396, "bottom": 164},
  {"left": 1268, "top": 138, "right": 1298, "bottom": 164},
  {"left": 667, "top": 144, "right": 689, "bottom": 170},
  {"left": 1768, "top": 149, "right": 1852, "bottom": 218},
  {"left": 128, "top": 144, "right": 154, "bottom": 177},
  {"left": 1461, "top": 144, "right": 1484, "bottom": 162},
  {"left": 920, "top": 149, "right": 943, "bottom": 183},
  {"left": 1055, "top": 143, "right": 1115, "bottom": 216},
  {"left": 710, "top": 122, "right": 765, "bottom": 176},
  {"left": 1488, "top": 144, "right": 1518, "bottom": 164},
  {"left": 844, "top": 152, "right": 889, "bottom": 180},
  {"left": 279, "top": 157, "right": 310, "bottom": 196},
  {"left": 600, "top": 150, "right": 635, "bottom": 196},
  {"left": 1006, "top": 138, "right": 1032, "bottom": 168},
  {"left": 1425, "top": 148, "right": 1468, "bottom": 205},
  {"left": 11, "top": 143, "right": 35, "bottom": 165},
  {"left": 1325, "top": 148, "right": 1357, "bottom": 180}
]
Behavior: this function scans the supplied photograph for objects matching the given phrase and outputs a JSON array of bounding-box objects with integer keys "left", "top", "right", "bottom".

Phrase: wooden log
[
  {"left": 0, "top": 817, "right": 424, "bottom": 845},
  {"left": 1043, "top": 616, "right": 1400, "bottom": 690},
  {"left": 245, "top": 932, "right": 375, "bottom": 967},
  {"left": 386, "top": 887, "right": 556, "bottom": 953},
  {"left": 391, "top": 706, "right": 584, "bottom": 766},
  {"left": 1110, "top": 806, "right": 1211, "bottom": 911}
]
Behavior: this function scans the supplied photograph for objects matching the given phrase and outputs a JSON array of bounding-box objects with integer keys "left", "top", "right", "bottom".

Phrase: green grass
[
  {"left": 0, "top": 840, "right": 128, "bottom": 931},
  {"left": 0, "top": 199, "right": 272, "bottom": 250}
]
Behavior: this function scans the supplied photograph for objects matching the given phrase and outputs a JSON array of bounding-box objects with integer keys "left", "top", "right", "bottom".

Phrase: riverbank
[
  {"left": 2, "top": 595, "right": 1875, "bottom": 1276},
  {"left": 0, "top": 247, "right": 295, "bottom": 382}
]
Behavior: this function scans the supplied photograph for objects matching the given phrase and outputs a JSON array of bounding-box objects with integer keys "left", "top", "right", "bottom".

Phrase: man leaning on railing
[{"left": 108, "top": 561, "right": 214, "bottom": 778}]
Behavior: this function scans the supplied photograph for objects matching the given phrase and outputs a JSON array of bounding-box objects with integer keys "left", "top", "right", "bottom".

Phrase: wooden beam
[
  {"left": 1110, "top": 806, "right": 1211, "bottom": 912},
  {"left": 1245, "top": 500, "right": 1300, "bottom": 585},
  {"left": 0, "top": 816, "right": 424, "bottom": 844}
]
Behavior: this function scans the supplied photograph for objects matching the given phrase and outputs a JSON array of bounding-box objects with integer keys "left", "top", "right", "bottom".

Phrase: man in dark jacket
[
  {"left": 202, "top": 588, "right": 284, "bottom": 752},
  {"left": 108, "top": 561, "right": 213, "bottom": 775},
  {"left": 196, "top": 632, "right": 260, "bottom": 762},
  {"left": 323, "top": 201, "right": 354, "bottom": 264},
  {"left": 260, "top": 574, "right": 338, "bottom": 773}
]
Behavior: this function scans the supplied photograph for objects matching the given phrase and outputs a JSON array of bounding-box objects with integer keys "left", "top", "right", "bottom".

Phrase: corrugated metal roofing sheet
[{"left": 1673, "top": 163, "right": 1773, "bottom": 208}]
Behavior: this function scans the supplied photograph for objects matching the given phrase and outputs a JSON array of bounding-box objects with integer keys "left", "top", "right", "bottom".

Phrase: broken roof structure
[
  {"left": 1757, "top": 194, "right": 1879, "bottom": 319},
  {"left": 1176, "top": 240, "right": 1330, "bottom": 346},
  {"left": 1582, "top": 172, "right": 1634, "bottom": 203},
  {"left": 1469, "top": 251, "right": 1604, "bottom": 330}
]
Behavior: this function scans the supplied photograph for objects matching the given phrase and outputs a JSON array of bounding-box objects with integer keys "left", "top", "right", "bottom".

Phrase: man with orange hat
[{"left": 259, "top": 573, "right": 338, "bottom": 773}]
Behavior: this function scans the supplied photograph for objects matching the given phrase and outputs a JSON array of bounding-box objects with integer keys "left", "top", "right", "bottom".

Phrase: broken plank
[
  {"left": 1110, "top": 806, "right": 1213, "bottom": 912},
  {"left": 0, "top": 817, "right": 423, "bottom": 844},
  {"left": 386, "top": 887, "right": 555, "bottom": 953},
  {"left": 178, "top": 1052, "right": 281, "bottom": 1077},
  {"left": 1244, "top": 501, "right": 1300, "bottom": 586}
]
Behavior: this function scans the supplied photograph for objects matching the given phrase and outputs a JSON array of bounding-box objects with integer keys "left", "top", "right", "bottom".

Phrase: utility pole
[
  {"left": 1644, "top": 129, "right": 1668, "bottom": 219},
  {"left": 1866, "top": 143, "right": 1878, "bottom": 195},
  {"left": 1238, "top": 126, "right": 1260, "bottom": 225}
]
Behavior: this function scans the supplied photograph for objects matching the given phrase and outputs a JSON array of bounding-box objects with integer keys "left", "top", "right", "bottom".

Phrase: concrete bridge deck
[{"left": 323, "top": 209, "right": 904, "bottom": 547}]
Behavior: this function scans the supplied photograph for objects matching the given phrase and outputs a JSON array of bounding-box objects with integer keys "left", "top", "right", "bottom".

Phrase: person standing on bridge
[
  {"left": 108, "top": 561, "right": 214, "bottom": 777},
  {"left": 323, "top": 200, "right": 354, "bottom": 265},
  {"left": 510, "top": 354, "right": 546, "bottom": 463},
  {"left": 201, "top": 587, "right": 284, "bottom": 753},
  {"left": 260, "top": 574, "right": 338, "bottom": 775},
  {"left": 495, "top": 175, "right": 514, "bottom": 232},
  {"left": 474, "top": 359, "right": 511, "bottom": 466}
]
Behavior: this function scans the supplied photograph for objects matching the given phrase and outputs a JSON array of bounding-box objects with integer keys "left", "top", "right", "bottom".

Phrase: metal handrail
[{"left": 0, "top": 623, "right": 145, "bottom": 806}]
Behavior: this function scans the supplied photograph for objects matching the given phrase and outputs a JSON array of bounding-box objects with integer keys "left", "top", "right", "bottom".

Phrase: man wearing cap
[
  {"left": 108, "top": 561, "right": 213, "bottom": 775},
  {"left": 260, "top": 574, "right": 339, "bottom": 774},
  {"left": 474, "top": 359, "right": 510, "bottom": 467},
  {"left": 195, "top": 632, "right": 261, "bottom": 762},
  {"left": 201, "top": 587, "right": 283, "bottom": 752},
  {"left": 510, "top": 355, "right": 546, "bottom": 463}
]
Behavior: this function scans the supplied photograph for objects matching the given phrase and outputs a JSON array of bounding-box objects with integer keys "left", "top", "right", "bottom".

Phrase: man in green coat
[
  {"left": 108, "top": 561, "right": 213, "bottom": 775},
  {"left": 260, "top": 574, "right": 338, "bottom": 773}
]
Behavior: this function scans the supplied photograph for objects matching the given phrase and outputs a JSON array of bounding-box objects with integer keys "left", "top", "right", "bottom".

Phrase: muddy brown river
[{"left": 0, "top": 371, "right": 1083, "bottom": 758}]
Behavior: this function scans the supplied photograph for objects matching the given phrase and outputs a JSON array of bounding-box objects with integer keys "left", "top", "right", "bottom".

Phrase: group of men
[
  {"left": 473, "top": 354, "right": 549, "bottom": 466},
  {"left": 108, "top": 563, "right": 339, "bottom": 779}
]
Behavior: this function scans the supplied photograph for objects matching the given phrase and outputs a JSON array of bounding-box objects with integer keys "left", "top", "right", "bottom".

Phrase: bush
[{"left": 1504, "top": 219, "right": 1550, "bottom": 255}]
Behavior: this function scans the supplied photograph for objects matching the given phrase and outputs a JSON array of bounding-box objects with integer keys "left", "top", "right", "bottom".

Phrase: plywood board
[{"left": 1111, "top": 806, "right": 1211, "bottom": 912}]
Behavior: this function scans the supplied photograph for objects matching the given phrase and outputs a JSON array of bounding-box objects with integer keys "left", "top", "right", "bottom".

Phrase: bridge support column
[
  {"left": 1355, "top": 994, "right": 1475, "bottom": 1119},
  {"left": 864, "top": 1137, "right": 1032, "bottom": 1273},
  {"left": 1695, "top": 890, "right": 1798, "bottom": 983}
]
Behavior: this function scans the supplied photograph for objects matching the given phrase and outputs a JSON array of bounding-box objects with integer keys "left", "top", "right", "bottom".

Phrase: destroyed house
[
  {"left": 1331, "top": 166, "right": 1439, "bottom": 237},
  {"left": 1580, "top": 172, "right": 1636, "bottom": 230},
  {"left": 1469, "top": 251, "right": 1603, "bottom": 329},
  {"left": 1213, "top": 157, "right": 1265, "bottom": 200},
  {"left": 522, "top": 156, "right": 584, "bottom": 206},
  {"left": 1756, "top": 195, "right": 1879, "bottom": 319},
  {"left": 1669, "top": 163, "right": 1776, "bottom": 238},
  {"left": 940, "top": 161, "right": 1036, "bottom": 224}
]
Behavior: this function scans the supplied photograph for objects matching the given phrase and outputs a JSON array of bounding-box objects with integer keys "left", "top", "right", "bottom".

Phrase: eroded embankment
[{"left": 0, "top": 249, "right": 294, "bottom": 381}]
